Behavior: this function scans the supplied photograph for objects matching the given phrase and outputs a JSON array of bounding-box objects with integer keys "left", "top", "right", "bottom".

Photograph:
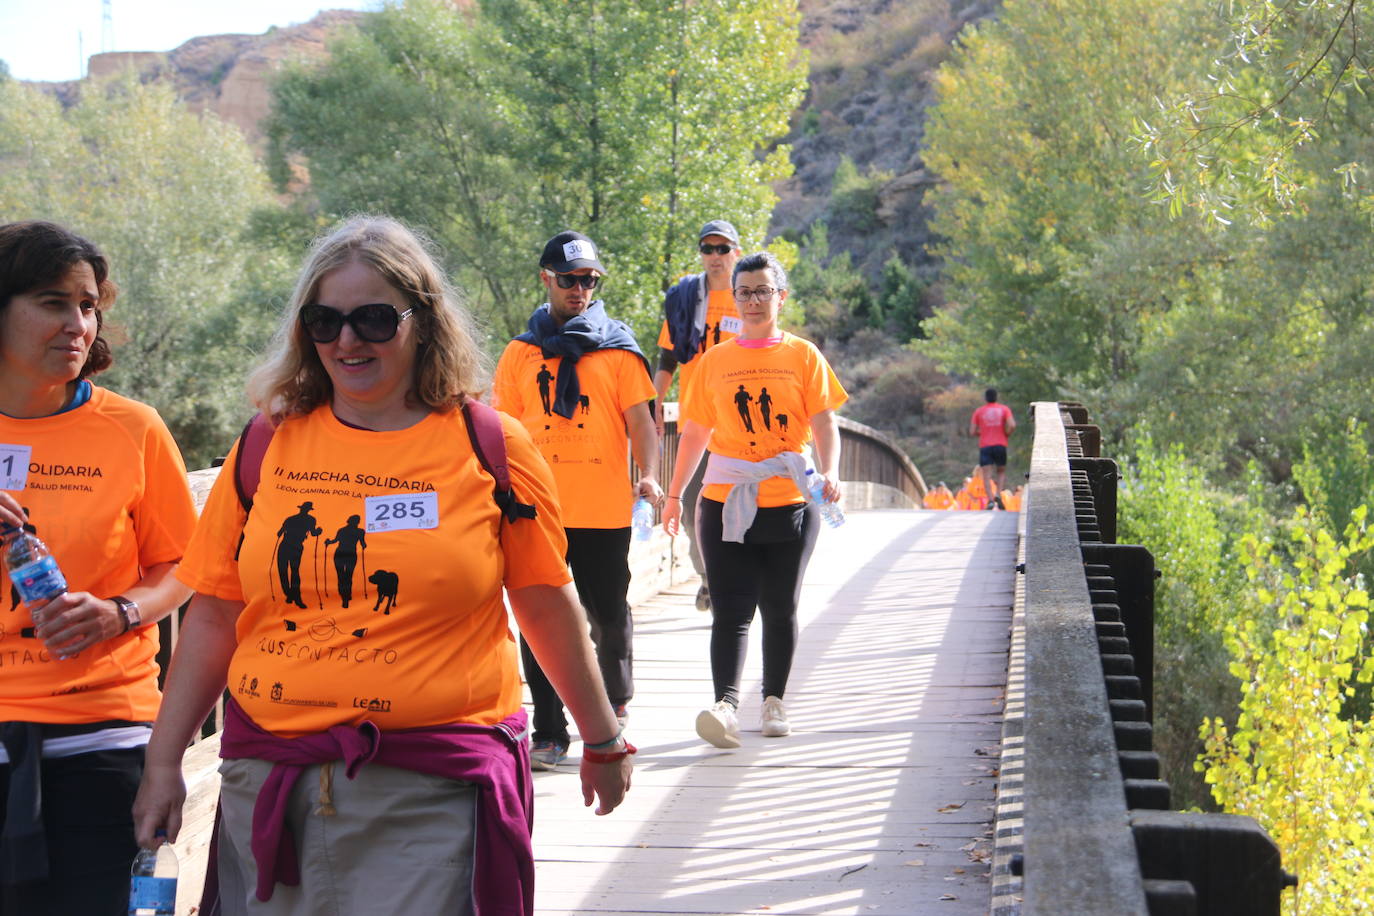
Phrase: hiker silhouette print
[
  {"left": 729, "top": 383, "right": 791, "bottom": 442},
  {"left": 274, "top": 501, "right": 323, "bottom": 609},
  {"left": 324, "top": 516, "right": 367, "bottom": 608},
  {"left": 537, "top": 363, "right": 554, "bottom": 416},
  {"left": 734, "top": 384, "right": 755, "bottom": 433}
]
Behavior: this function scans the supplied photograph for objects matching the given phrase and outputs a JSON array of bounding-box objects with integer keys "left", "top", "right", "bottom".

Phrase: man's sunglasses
[
  {"left": 300, "top": 303, "right": 415, "bottom": 343},
  {"left": 699, "top": 243, "right": 735, "bottom": 255},
  {"left": 545, "top": 271, "right": 602, "bottom": 290}
]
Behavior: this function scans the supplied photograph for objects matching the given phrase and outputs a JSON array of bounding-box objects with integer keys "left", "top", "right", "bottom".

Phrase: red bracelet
[{"left": 582, "top": 740, "right": 638, "bottom": 764}]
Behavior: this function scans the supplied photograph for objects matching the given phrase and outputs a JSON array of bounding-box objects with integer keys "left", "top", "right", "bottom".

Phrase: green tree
[
  {"left": 1201, "top": 508, "right": 1374, "bottom": 915},
  {"left": 788, "top": 221, "right": 870, "bottom": 346},
  {"left": 269, "top": 0, "right": 807, "bottom": 342},
  {"left": 1141, "top": 0, "right": 1374, "bottom": 221},
  {"left": 919, "top": 0, "right": 1221, "bottom": 409},
  {"left": 0, "top": 75, "right": 283, "bottom": 466}
]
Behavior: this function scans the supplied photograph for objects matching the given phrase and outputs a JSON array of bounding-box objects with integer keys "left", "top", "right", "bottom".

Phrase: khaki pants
[{"left": 216, "top": 757, "right": 477, "bottom": 915}]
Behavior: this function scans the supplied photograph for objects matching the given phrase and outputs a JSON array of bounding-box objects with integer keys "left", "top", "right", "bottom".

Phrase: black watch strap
[{"left": 111, "top": 595, "right": 140, "bottom": 633}]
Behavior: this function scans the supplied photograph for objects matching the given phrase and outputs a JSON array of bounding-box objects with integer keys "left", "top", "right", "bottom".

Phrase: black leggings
[
  {"left": 698, "top": 498, "right": 819, "bottom": 707},
  {"left": 0, "top": 747, "right": 144, "bottom": 916}
]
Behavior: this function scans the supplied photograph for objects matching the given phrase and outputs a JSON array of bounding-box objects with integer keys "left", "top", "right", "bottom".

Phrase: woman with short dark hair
[
  {"left": 662, "top": 250, "right": 848, "bottom": 748},
  {"left": 0, "top": 220, "right": 196, "bottom": 915}
]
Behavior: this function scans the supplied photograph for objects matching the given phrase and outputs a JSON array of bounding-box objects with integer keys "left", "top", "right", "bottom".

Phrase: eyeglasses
[
  {"left": 699, "top": 243, "right": 735, "bottom": 256},
  {"left": 732, "top": 286, "right": 779, "bottom": 303},
  {"left": 545, "top": 271, "right": 601, "bottom": 290},
  {"left": 300, "top": 303, "right": 415, "bottom": 343}
]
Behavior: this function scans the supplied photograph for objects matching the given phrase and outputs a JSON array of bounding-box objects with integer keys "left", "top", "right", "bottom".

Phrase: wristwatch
[{"left": 112, "top": 595, "right": 141, "bottom": 633}]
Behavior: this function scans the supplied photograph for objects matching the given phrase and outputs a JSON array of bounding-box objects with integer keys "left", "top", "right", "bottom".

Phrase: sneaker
[
  {"left": 761, "top": 696, "right": 791, "bottom": 737},
  {"left": 613, "top": 704, "right": 629, "bottom": 729},
  {"left": 695, "top": 584, "right": 712, "bottom": 612},
  {"left": 695, "top": 700, "right": 741, "bottom": 748},
  {"left": 530, "top": 740, "right": 568, "bottom": 770}
]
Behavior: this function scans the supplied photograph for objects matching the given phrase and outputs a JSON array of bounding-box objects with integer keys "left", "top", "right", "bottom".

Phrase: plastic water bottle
[
  {"left": 632, "top": 497, "right": 654, "bottom": 541},
  {"left": 129, "top": 831, "right": 178, "bottom": 916},
  {"left": 806, "top": 470, "right": 845, "bottom": 528},
  {"left": 3, "top": 523, "right": 67, "bottom": 626}
]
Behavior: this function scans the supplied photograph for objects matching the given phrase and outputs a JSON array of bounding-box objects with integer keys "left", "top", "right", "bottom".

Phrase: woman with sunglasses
[
  {"left": 661, "top": 251, "right": 847, "bottom": 748},
  {"left": 133, "top": 216, "right": 632, "bottom": 915},
  {"left": 0, "top": 220, "right": 197, "bottom": 915}
]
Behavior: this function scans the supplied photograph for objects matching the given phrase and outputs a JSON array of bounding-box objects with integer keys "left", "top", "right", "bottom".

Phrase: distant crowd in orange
[{"left": 923, "top": 471, "right": 1023, "bottom": 512}]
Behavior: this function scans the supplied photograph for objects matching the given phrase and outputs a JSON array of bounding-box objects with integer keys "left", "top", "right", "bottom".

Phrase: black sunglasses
[
  {"left": 547, "top": 272, "right": 601, "bottom": 290},
  {"left": 300, "top": 303, "right": 415, "bottom": 343},
  {"left": 699, "top": 243, "right": 734, "bottom": 255}
]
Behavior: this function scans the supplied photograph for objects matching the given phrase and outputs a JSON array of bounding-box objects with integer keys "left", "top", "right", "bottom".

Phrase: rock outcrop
[{"left": 32, "top": 10, "right": 363, "bottom": 148}]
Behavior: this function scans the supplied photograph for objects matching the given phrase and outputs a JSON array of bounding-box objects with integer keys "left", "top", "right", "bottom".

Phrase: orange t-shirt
[
  {"left": 492, "top": 343, "right": 654, "bottom": 528},
  {"left": 657, "top": 287, "right": 741, "bottom": 408},
  {"left": 0, "top": 386, "right": 196, "bottom": 723},
  {"left": 924, "top": 489, "right": 954, "bottom": 510},
  {"left": 176, "top": 405, "right": 571, "bottom": 737},
  {"left": 682, "top": 333, "right": 848, "bottom": 507}
]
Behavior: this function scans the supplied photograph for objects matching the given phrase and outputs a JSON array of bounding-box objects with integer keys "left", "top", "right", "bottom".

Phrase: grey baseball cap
[{"left": 698, "top": 220, "right": 740, "bottom": 247}]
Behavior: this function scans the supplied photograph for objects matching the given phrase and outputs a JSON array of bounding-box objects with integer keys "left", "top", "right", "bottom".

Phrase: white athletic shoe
[
  {"left": 695, "top": 700, "right": 741, "bottom": 748},
  {"left": 761, "top": 695, "right": 791, "bottom": 737}
]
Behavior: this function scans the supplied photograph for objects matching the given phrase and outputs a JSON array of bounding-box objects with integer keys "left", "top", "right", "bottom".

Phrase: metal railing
[{"left": 993, "top": 402, "right": 1292, "bottom": 916}]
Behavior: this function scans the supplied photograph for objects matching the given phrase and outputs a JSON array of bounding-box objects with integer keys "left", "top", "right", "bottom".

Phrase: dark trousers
[
  {"left": 0, "top": 747, "right": 144, "bottom": 916},
  {"left": 698, "top": 498, "right": 819, "bottom": 707},
  {"left": 520, "top": 526, "right": 634, "bottom": 745}
]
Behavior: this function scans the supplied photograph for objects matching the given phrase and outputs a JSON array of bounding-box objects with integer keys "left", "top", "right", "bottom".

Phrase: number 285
[{"left": 374, "top": 500, "right": 426, "bottom": 522}]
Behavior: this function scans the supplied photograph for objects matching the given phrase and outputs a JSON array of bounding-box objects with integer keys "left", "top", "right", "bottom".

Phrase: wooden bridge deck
[{"left": 530, "top": 509, "right": 1018, "bottom": 916}]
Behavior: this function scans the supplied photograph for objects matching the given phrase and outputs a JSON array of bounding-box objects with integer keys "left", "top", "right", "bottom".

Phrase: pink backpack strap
[
  {"left": 232, "top": 413, "right": 276, "bottom": 512},
  {"left": 463, "top": 398, "right": 536, "bottom": 523},
  {"left": 229, "top": 402, "right": 533, "bottom": 524}
]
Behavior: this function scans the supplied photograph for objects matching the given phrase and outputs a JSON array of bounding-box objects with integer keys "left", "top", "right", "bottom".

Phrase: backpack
[{"left": 230, "top": 398, "right": 537, "bottom": 523}]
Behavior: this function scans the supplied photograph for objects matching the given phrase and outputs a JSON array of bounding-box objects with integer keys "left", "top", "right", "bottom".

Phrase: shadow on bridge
[{"left": 529, "top": 508, "right": 1018, "bottom": 916}]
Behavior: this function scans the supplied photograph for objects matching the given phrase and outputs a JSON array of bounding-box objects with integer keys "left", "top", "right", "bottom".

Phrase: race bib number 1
[
  {"left": 0, "top": 444, "right": 31, "bottom": 491},
  {"left": 365, "top": 491, "right": 439, "bottom": 533}
]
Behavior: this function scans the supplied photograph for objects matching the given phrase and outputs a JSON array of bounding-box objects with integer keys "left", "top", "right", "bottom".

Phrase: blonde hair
[{"left": 247, "top": 216, "right": 488, "bottom": 419}]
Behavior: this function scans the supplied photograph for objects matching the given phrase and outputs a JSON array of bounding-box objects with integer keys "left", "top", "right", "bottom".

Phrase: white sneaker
[
  {"left": 761, "top": 696, "right": 791, "bottom": 737},
  {"left": 695, "top": 701, "right": 741, "bottom": 748}
]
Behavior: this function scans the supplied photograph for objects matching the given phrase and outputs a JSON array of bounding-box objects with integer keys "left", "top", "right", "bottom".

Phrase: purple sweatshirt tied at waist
[{"left": 216, "top": 698, "right": 534, "bottom": 916}]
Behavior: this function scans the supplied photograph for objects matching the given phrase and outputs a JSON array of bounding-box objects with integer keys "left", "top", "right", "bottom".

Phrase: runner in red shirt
[{"left": 969, "top": 388, "right": 1016, "bottom": 494}]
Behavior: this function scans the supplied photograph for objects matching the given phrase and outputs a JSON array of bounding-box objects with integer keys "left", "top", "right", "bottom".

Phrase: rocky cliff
[
  {"left": 779, "top": 0, "right": 999, "bottom": 283},
  {"left": 33, "top": 11, "right": 363, "bottom": 148}
]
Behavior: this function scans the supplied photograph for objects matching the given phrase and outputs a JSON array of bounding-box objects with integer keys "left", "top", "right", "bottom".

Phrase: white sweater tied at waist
[{"left": 701, "top": 451, "right": 810, "bottom": 543}]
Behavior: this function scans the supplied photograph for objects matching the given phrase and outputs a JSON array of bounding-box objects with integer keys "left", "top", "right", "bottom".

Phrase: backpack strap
[
  {"left": 233, "top": 413, "right": 276, "bottom": 513},
  {"left": 229, "top": 403, "right": 535, "bottom": 525},
  {"left": 462, "top": 398, "right": 537, "bottom": 523}
]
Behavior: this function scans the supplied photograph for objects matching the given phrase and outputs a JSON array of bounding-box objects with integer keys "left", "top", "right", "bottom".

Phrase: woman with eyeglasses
[
  {"left": 661, "top": 251, "right": 847, "bottom": 749},
  {"left": 132, "top": 216, "right": 631, "bottom": 915},
  {"left": 0, "top": 221, "right": 197, "bottom": 915}
]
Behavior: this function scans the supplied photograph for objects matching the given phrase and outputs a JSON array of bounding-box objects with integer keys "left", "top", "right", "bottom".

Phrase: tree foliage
[
  {"left": 0, "top": 75, "right": 282, "bottom": 466},
  {"left": 1201, "top": 507, "right": 1374, "bottom": 914},
  {"left": 1140, "top": 0, "right": 1374, "bottom": 221},
  {"left": 268, "top": 0, "right": 807, "bottom": 343}
]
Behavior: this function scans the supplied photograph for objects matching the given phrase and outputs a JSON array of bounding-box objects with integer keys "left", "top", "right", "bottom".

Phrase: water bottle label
[
  {"left": 8, "top": 555, "right": 66, "bottom": 604},
  {"left": 128, "top": 874, "right": 176, "bottom": 911}
]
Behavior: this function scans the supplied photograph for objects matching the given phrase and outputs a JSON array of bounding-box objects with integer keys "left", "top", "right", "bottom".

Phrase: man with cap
[
  {"left": 493, "top": 230, "right": 662, "bottom": 769},
  {"left": 652, "top": 219, "right": 743, "bottom": 611}
]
